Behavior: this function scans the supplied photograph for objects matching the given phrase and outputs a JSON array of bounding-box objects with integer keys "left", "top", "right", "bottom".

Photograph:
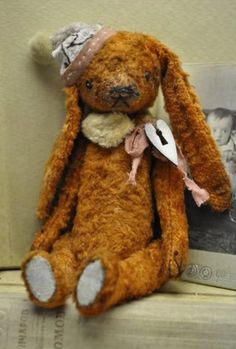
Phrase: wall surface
[{"left": 1, "top": 0, "right": 236, "bottom": 267}]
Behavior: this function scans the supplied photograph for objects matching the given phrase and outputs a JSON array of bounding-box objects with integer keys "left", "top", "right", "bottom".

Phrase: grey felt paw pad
[
  {"left": 76, "top": 260, "right": 105, "bottom": 306},
  {"left": 25, "top": 256, "right": 56, "bottom": 302}
]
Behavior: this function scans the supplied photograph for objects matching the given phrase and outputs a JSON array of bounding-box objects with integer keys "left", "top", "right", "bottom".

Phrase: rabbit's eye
[{"left": 85, "top": 80, "right": 93, "bottom": 89}]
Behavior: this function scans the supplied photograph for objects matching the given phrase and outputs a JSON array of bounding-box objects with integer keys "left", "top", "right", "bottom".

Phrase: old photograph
[
  {"left": 184, "top": 65, "right": 236, "bottom": 255},
  {"left": 186, "top": 107, "right": 236, "bottom": 254},
  {"left": 178, "top": 64, "right": 236, "bottom": 289}
]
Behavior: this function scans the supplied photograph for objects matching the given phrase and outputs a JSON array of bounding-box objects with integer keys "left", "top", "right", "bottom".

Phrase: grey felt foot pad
[
  {"left": 25, "top": 256, "right": 56, "bottom": 302},
  {"left": 76, "top": 260, "right": 104, "bottom": 306}
]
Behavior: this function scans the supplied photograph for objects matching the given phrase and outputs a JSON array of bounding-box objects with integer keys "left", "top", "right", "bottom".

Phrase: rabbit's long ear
[
  {"left": 37, "top": 86, "right": 81, "bottom": 220},
  {"left": 153, "top": 40, "right": 231, "bottom": 211}
]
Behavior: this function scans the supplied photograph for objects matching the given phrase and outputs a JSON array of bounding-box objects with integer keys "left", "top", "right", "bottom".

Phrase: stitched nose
[{"left": 109, "top": 85, "right": 140, "bottom": 99}]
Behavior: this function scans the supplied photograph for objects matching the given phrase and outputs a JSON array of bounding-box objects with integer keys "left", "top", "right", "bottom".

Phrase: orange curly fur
[{"left": 22, "top": 30, "right": 231, "bottom": 316}]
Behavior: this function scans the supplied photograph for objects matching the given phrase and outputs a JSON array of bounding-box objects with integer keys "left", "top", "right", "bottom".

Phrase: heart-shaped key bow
[{"left": 144, "top": 120, "right": 178, "bottom": 166}]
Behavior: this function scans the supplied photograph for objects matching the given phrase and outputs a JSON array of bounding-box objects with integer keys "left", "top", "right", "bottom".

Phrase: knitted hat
[{"left": 51, "top": 23, "right": 116, "bottom": 86}]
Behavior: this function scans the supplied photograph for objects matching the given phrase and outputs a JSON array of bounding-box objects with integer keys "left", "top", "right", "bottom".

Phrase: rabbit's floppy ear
[
  {"left": 151, "top": 39, "right": 231, "bottom": 211},
  {"left": 37, "top": 86, "right": 81, "bottom": 220}
]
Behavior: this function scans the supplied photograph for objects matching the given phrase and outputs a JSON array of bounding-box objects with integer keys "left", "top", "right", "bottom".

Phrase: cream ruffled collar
[{"left": 81, "top": 111, "right": 157, "bottom": 148}]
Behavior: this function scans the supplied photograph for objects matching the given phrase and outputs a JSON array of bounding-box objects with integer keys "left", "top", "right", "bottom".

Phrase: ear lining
[{"left": 37, "top": 86, "right": 81, "bottom": 220}]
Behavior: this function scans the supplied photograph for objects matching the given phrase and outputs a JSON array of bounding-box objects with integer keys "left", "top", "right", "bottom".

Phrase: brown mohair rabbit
[{"left": 21, "top": 23, "right": 231, "bottom": 316}]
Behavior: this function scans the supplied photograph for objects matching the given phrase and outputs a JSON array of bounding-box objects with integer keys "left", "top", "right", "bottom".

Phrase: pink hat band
[{"left": 62, "top": 26, "right": 116, "bottom": 86}]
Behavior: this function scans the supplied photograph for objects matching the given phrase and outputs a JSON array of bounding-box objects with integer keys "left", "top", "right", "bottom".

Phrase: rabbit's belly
[{"left": 71, "top": 142, "right": 154, "bottom": 256}]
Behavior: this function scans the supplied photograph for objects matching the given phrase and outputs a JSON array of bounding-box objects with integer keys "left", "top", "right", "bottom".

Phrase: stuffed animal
[{"left": 21, "top": 22, "right": 231, "bottom": 316}]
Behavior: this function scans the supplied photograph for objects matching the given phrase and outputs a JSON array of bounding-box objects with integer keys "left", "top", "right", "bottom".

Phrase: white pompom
[{"left": 29, "top": 32, "right": 53, "bottom": 65}]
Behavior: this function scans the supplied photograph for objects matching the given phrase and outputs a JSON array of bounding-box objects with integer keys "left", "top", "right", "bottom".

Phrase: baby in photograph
[
  {"left": 207, "top": 108, "right": 236, "bottom": 193},
  {"left": 206, "top": 108, "right": 236, "bottom": 222}
]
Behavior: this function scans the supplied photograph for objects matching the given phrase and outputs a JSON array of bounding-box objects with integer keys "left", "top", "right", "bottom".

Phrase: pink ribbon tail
[
  {"left": 125, "top": 126, "right": 149, "bottom": 184},
  {"left": 176, "top": 145, "right": 210, "bottom": 206},
  {"left": 126, "top": 157, "right": 142, "bottom": 185},
  {"left": 182, "top": 173, "right": 210, "bottom": 207}
]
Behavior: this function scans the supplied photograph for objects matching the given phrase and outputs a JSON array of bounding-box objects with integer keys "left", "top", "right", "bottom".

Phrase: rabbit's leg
[
  {"left": 22, "top": 235, "right": 78, "bottom": 308},
  {"left": 74, "top": 241, "right": 166, "bottom": 316}
]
